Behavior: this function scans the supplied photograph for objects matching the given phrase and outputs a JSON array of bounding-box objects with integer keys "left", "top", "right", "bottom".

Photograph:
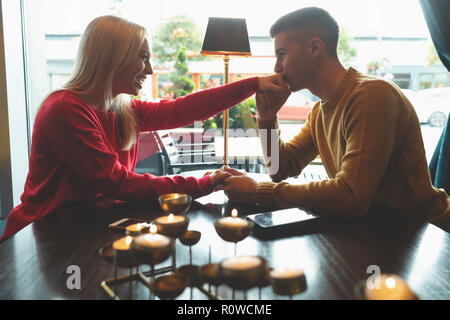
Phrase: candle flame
[
  {"left": 174, "top": 194, "right": 180, "bottom": 199},
  {"left": 150, "top": 224, "right": 157, "bottom": 234},
  {"left": 231, "top": 209, "right": 238, "bottom": 218},
  {"left": 386, "top": 277, "right": 396, "bottom": 289},
  {"left": 136, "top": 223, "right": 143, "bottom": 231},
  {"left": 169, "top": 214, "right": 174, "bottom": 222},
  {"left": 125, "top": 236, "right": 133, "bottom": 245}
]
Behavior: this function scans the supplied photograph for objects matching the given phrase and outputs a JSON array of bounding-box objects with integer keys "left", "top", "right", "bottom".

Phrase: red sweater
[{"left": 0, "top": 77, "right": 259, "bottom": 241}]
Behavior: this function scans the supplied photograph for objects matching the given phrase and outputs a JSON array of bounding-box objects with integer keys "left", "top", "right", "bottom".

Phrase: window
[{"left": 1, "top": 0, "right": 448, "bottom": 219}]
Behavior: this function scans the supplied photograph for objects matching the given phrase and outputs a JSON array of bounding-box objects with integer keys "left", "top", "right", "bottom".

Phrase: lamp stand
[{"left": 223, "top": 55, "right": 230, "bottom": 166}]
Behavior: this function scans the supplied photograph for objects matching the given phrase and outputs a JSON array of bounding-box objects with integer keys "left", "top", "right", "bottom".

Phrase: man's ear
[{"left": 308, "top": 37, "right": 323, "bottom": 59}]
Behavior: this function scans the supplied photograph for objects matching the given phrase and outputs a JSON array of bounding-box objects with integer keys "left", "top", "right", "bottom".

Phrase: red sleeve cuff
[
  {"left": 198, "top": 174, "right": 213, "bottom": 195},
  {"left": 255, "top": 77, "right": 261, "bottom": 93}
]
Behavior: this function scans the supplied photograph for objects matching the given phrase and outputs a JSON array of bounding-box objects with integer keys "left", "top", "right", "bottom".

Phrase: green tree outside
[
  {"left": 208, "top": 98, "right": 257, "bottom": 130},
  {"left": 151, "top": 15, "right": 206, "bottom": 66},
  {"left": 338, "top": 26, "right": 357, "bottom": 67},
  {"left": 167, "top": 47, "right": 195, "bottom": 98}
]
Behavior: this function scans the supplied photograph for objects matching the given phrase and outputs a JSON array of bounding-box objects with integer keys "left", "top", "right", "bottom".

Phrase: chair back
[{"left": 153, "top": 130, "right": 220, "bottom": 175}]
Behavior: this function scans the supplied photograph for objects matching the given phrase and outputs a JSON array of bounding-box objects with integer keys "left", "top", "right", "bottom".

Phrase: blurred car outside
[
  {"left": 278, "top": 91, "right": 315, "bottom": 122},
  {"left": 402, "top": 87, "right": 450, "bottom": 127}
]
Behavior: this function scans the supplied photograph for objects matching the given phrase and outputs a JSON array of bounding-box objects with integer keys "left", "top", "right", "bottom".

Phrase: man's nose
[{"left": 274, "top": 61, "right": 282, "bottom": 74}]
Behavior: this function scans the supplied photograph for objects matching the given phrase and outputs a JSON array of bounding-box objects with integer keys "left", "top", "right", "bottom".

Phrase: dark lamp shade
[{"left": 201, "top": 17, "right": 251, "bottom": 56}]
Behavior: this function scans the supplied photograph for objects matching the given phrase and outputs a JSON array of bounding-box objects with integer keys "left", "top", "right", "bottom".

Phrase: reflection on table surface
[{"left": 0, "top": 174, "right": 448, "bottom": 300}]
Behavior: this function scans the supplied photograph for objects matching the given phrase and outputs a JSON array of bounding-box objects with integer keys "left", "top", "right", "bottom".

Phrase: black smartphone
[
  {"left": 247, "top": 208, "right": 319, "bottom": 237},
  {"left": 108, "top": 218, "right": 151, "bottom": 232}
]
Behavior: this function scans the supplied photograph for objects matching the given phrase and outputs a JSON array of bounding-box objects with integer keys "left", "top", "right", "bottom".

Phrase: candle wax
[
  {"left": 219, "top": 216, "right": 248, "bottom": 227},
  {"left": 270, "top": 268, "right": 304, "bottom": 279},
  {"left": 156, "top": 215, "right": 185, "bottom": 224},
  {"left": 126, "top": 224, "right": 143, "bottom": 232},
  {"left": 222, "top": 256, "right": 261, "bottom": 271},
  {"left": 135, "top": 233, "right": 170, "bottom": 248},
  {"left": 113, "top": 236, "right": 134, "bottom": 251}
]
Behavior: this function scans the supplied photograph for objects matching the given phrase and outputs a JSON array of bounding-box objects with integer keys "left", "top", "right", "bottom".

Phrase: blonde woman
[{"left": 0, "top": 15, "right": 289, "bottom": 241}]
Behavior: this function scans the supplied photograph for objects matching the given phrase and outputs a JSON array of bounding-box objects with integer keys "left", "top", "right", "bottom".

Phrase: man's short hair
[{"left": 270, "top": 7, "right": 339, "bottom": 57}]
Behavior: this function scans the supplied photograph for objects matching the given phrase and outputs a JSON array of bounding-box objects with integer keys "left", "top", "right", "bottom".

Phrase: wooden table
[{"left": 0, "top": 177, "right": 449, "bottom": 300}]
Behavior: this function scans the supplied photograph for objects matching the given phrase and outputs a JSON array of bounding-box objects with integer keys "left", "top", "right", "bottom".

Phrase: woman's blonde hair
[{"left": 64, "top": 15, "right": 147, "bottom": 150}]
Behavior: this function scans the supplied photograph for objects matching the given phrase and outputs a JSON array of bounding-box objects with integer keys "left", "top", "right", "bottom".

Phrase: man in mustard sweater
[{"left": 223, "top": 7, "right": 449, "bottom": 224}]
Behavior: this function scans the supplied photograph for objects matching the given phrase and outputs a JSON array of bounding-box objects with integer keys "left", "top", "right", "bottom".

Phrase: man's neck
[{"left": 309, "top": 59, "right": 347, "bottom": 103}]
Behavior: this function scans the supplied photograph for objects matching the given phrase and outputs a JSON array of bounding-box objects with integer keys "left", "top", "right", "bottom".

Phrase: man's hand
[
  {"left": 256, "top": 90, "right": 290, "bottom": 122},
  {"left": 222, "top": 174, "right": 258, "bottom": 204},
  {"left": 209, "top": 168, "right": 232, "bottom": 188}
]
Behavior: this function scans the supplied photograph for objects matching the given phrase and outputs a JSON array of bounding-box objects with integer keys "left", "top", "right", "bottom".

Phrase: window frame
[{"left": 0, "top": 0, "right": 30, "bottom": 219}]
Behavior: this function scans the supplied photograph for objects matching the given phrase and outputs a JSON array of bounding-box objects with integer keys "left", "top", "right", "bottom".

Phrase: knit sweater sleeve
[
  {"left": 133, "top": 77, "right": 260, "bottom": 131},
  {"left": 44, "top": 94, "right": 213, "bottom": 202},
  {"left": 257, "top": 110, "right": 318, "bottom": 181},
  {"left": 255, "top": 82, "right": 404, "bottom": 218}
]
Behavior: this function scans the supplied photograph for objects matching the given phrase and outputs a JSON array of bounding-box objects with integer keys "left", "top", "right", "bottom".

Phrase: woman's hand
[
  {"left": 258, "top": 74, "right": 290, "bottom": 94},
  {"left": 209, "top": 168, "right": 232, "bottom": 188}
]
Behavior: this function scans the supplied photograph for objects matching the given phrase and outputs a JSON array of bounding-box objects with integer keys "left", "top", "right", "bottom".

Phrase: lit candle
[
  {"left": 126, "top": 222, "right": 149, "bottom": 236},
  {"left": 221, "top": 256, "right": 262, "bottom": 271},
  {"left": 270, "top": 267, "right": 307, "bottom": 296},
  {"left": 364, "top": 274, "right": 415, "bottom": 300},
  {"left": 159, "top": 193, "right": 192, "bottom": 215},
  {"left": 113, "top": 236, "right": 134, "bottom": 251},
  {"left": 218, "top": 209, "right": 249, "bottom": 228},
  {"left": 270, "top": 267, "right": 304, "bottom": 279},
  {"left": 134, "top": 224, "right": 171, "bottom": 248},
  {"left": 156, "top": 213, "right": 186, "bottom": 224}
]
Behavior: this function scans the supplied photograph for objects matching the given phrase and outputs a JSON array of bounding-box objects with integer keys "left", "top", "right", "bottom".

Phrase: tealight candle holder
[
  {"left": 126, "top": 223, "right": 150, "bottom": 236},
  {"left": 257, "top": 267, "right": 273, "bottom": 300},
  {"left": 200, "top": 263, "right": 222, "bottom": 298},
  {"left": 153, "top": 214, "right": 189, "bottom": 270},
  {"left": 214, "top": 209, "right": 253, "bottom": 256},
  {"left": 270, "top": 268, "right": 307, "bottom": 298},
  {"left": 159, "top": 193, "right": 192, "bottom": 215},
  {"left": 154, "top": 214, "right": 190, "bottom": 239},
  {"left": 132, "top": 225, "right": 174, "bottom": 266},
  {"left": 112, "top": 236, "right": 138, "bottom": 268},
  {"left": 200, "top": 263, "right": 222, "bottom": 287},
  {"left": 362, "top": 274, "right": 417, "bottom": 300},
  {"left": 220, "top": 256, "right": 267, "bottom": 292},
  {"left": 179, "top": 230, "right": 201, "bottom": 265},
  {"left": 151, "top": 274, "right": 187, "bottom": 300},
  {"left": 176, "top": 265, "right": 203, "bottom": 288},
  {"left": 99, "top": 243, "right": 114, "bottom": 264},
  {"left": 112, "top": 236, "right": 138, "bottom": 298}
]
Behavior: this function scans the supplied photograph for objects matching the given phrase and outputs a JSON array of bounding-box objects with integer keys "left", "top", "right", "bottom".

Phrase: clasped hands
[{"left": 208, "top": 167, "right": 258, "bottom": 204}]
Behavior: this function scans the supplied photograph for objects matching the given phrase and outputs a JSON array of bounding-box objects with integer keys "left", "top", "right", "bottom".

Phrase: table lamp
[{"left": 201, "top": 17, "right": 252, "bottom": 166}]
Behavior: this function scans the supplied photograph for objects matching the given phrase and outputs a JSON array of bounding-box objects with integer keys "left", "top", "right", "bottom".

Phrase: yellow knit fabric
[{"left": 256, "top": 67, "right": 449, "bottom": 219}]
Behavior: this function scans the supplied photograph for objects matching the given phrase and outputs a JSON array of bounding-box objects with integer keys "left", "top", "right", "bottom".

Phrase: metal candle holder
[
  {"left": 158, "top": 193, "right": 192, "bottom": 215},
  {"left": 112, "top": 236, "right": 138, "bottom": 268},
  {"left": 270, "top": 269, "right": 307, "bottom": 298},
  {"left": 214, "top": 219, "right": 254, "bottom": 256},
  {"left": 154, "top": 215, "right": 190, "bottom": 239},
  {"left": 179, "top": 230, "right": 201, "bottom": 265},
  {"left": 132, "top": 234, "right": 174, "bottom": 266},
  {"left": 220, "top": 256, "right": 267, "bottom": 291},
  {"left": 151, "top": 274, "right": 187, "bottom": 300},
  {"left": 126, "top": 223, "right": 150, "bottom": 236}
]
